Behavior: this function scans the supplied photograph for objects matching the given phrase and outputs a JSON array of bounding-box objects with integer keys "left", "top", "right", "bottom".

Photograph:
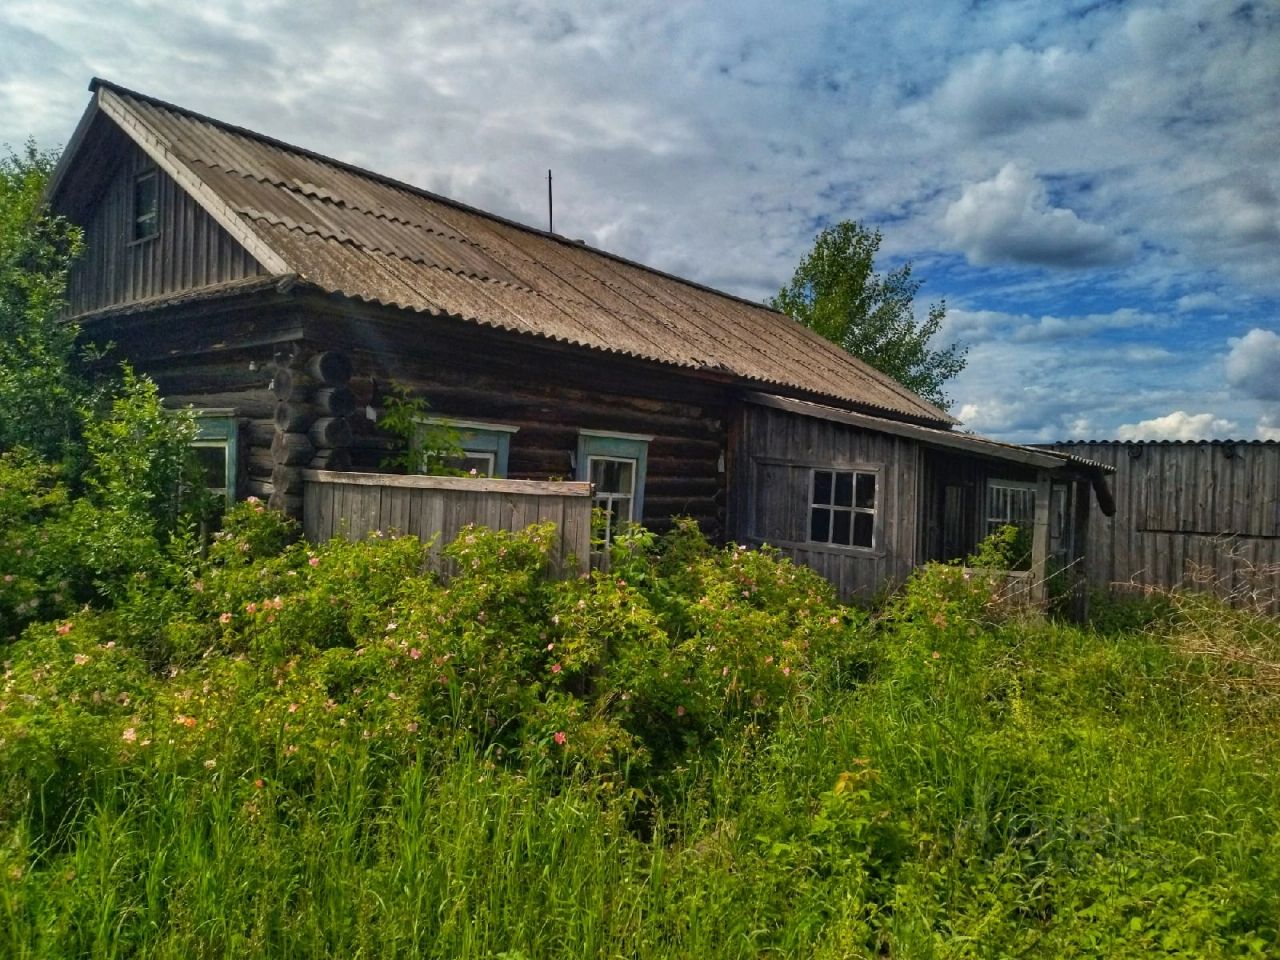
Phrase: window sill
[{"left": 746, "top": 536, "right": 886, "bottom": 559}]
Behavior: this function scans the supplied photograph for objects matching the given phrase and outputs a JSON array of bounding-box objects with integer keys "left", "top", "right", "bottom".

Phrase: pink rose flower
[
  {"left": 550, "top": 663, "right": 562, "bottom": 674},
  {"left": 219, "top": 612, "right": 232, "bottom": 624},
  {"left": 56, "top": 622, "right": 72, "bottom": 636},
  {"left": 553, "top": 731, "right": 566, "bottom": 745}
]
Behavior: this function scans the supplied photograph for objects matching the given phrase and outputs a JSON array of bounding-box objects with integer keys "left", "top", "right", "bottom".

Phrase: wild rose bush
[{"left": 1, "top": 506, "right": 859, "bottom": 820}]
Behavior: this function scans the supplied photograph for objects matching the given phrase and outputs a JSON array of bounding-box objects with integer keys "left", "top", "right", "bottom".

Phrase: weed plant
[{"left": 2, "top": 507, "right": 1278, "bottom": 958}]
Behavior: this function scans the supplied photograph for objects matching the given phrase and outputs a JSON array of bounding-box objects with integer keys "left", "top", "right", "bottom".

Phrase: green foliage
[
  {"left": 0, "top": 370, "right": 205, "bottom": 637},
  {"left": 2, "top": 509, "right": 1278, "bottom": 958},
  {"left": 770, "top": 220, "right": 966, "bottom": 410},
  {"left": 0, "top": 141, "right": 87, "bottom": 463},
  {"left": 378, "top": 382, "right": 467, "bottom": 475}
]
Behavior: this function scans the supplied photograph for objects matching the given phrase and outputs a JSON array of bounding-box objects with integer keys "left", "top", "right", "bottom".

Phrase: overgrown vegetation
[{"left": 2, "top": 505, "right": 1277, "bottom": 958}]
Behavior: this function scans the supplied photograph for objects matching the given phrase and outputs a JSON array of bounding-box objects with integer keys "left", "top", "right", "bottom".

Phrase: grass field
[{"left": 3, "top": 510, "right": 1278, "bottom": 958}]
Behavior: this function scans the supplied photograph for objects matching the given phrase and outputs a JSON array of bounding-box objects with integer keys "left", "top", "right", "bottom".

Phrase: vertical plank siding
[
  {"left": 1050, "top": 442, "right": 1280, "bottom": 611},
  {"left": 63, "top": 133, "right": 265, "bottom": 316},
  {"left": 733, "top": 404, "right": 922, "bottom": 600},
  {"left": 303, "top": 471, "right": 593, "bottom": 576}
]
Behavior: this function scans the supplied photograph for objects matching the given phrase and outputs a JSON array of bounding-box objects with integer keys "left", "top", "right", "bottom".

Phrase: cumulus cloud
[
  {"left": 942, "top": 163, "right": 1132, "bottom": 268},
  {"left": 1115, "top": 411, "right": 1239, "bottom": 442},
  {"left": 931, "top": 44, "right": 1092, "bottom": 136},
  {"left": 1225, "top": 327, "right": 1280, "bottom": 401},
  {"left": 1258, "top": 415, "right": 1280, "bottom": 442}
]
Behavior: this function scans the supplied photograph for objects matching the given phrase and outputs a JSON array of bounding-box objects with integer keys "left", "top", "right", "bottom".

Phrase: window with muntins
[
  {"left": 576, "top": 431, "right": 651, "bottom": 549},
  {"left": 133, "top": 170, "right": 159, "bottom": 241},
  {"left": 809, "top": 468, "right": 876, "bottom": 549},
  {"left": 986, "top": 481, "right": 1036, "bottom": 538}
]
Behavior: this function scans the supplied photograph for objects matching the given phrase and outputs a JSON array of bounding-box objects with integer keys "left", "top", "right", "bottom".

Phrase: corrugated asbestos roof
[{"left": 69, "top": 79, "right": 954, "bottom": 427}]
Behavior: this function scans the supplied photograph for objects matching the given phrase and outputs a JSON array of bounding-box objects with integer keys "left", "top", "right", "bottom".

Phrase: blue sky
[{"left": 2, "top": 0, "right": 1277, "bottom": 441}]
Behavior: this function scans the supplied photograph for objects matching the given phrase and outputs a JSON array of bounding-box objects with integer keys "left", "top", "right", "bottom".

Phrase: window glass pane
[
  {"left": 855, "top": 473, "right": 876, "bottom": 509},
  {"left": 812, "top": 470, "right": 832, "bottom": 505},
  {"left": 853, "top": 512, "right": 874, "bottom": 548},
  {"left": 611, "top": 497, "right": 633, "bottom": 526},
  {"left": 832, "top": 510, "right": 852, "bottom": 545},
  {"left": 810, "top": 507, "right": 830, "bottom": 542},
  {"left": 591, "top": 458, "right": 634, "bottom": 495},
  {"left": 192, "top": 444, "right": 227, "bottom": 488},
  {"left": 134, "top": 173, "right": 158, "bottom": 239},
  {"left": 834, "top": 472, "right": 853, "bottom": 507}
]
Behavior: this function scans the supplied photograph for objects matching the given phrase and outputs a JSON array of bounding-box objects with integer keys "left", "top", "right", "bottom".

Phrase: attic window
[{"left": 132, "top": 170, "right": 159, "bottom": 241}]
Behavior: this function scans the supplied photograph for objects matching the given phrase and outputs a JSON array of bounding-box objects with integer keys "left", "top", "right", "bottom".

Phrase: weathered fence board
[
  {"left": 302, "top": 470, "right": 593, "bottom": 575},
  {"left": 1048, "top": 442, "right": 1279, "bottom": 612}
]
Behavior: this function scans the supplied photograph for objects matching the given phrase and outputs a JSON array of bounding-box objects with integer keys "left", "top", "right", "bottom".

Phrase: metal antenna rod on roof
[{"left": 547, "top": 169, "right": 553, "bottom": 234}]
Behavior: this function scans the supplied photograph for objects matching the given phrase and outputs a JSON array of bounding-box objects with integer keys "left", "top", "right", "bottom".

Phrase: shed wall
[
  {"left": 731, "top": 403, "right": 921, "bottom": 599},
  {"left": 1050, "top": 442, "right": 1280, "bottom": 609}
]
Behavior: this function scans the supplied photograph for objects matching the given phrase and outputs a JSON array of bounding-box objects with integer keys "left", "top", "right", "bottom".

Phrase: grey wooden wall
[
  {"left": 302, "top": 471, "right": 593, "bottom": 575},
  {"left": 730, "top": 403, "right": 921, "bottom": 599},
  {"left": 1049, "top": 441, "right": 1280, "bottom": 610},
  {"left": 63, "top": 131, "right": 264, "bottom": 316}
]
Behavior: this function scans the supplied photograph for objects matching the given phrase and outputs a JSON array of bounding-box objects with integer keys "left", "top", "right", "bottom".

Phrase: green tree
[
  {"left": 770, "top": 220, "right": 966, "bottom": 411},
  {"left": 0, "top": 141, "right": 86, "bottom": 462}
]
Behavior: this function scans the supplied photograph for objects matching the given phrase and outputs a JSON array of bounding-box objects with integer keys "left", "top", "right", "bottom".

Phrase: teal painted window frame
[
  {"left": 192, "top": 410, "right": 238, "bottom": 504},
  {"left": 576, "top": 430, "right": 652, "bottom": 530},
  {"left": 414, "top": 418, "right": 519, "bottom": 478}
]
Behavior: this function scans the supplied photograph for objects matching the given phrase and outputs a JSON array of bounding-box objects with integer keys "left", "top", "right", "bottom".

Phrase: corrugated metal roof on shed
[{"left": 79, "top": 80, "right": 954, "bottom": 427}]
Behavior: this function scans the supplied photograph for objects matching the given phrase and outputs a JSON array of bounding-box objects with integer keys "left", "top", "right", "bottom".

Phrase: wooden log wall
[
  {"left": 1049, "top": 441, "right": 1280, "bottom": 612},
  {"left": 268, "top": 351, "right": 355, "bottom": 517},
  {"left": 302, "top": 471, "right": 593, "bottom": 576},
  {"left": 61, "top": 127, "right": 264, "bottom": 316},
  {"left": 311, "top": 309, "right": 729, "bottom": 539},
  {"left": 730, "top": 403, "right": 921, "bottom": 600}
]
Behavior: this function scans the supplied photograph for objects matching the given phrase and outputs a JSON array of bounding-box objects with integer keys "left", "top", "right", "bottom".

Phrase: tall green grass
[{"left": 4, "top": 520, "right": 1279, "bottom": 957}]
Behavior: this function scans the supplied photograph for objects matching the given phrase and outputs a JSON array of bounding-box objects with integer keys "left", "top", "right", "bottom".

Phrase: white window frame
[
  {"left": 808, "top": 467, "right": 878, "bottom": 550},
  {"left": 986, "top": 480, "right": 1037, "bottom": 537}
]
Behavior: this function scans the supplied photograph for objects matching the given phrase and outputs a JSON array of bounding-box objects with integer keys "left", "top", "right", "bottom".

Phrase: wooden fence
[
  {"left": 1047, "top": 441, "right": 1280, "bottom": 612},
  {"left": 302, "top": 470, "right": 594, "bottom": 575}
]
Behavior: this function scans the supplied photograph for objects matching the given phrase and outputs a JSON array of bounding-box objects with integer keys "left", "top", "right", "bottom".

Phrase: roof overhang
[{"left": 746, "top": 392, "right": 1116, "bottom": 515}]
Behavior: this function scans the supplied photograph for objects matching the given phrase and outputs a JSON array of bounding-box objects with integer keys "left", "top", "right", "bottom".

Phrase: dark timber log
[
  {"left": 245, "top": 446, "right": 275, "bottom": 479},
  {"left": 268, "top": 490, "right": 303, "bottom": 517},
  {"left": 309, "top": 447, "right": 352, "bottom": 471},
  {"left": 314, "top": 386, "right": 357, "bottom": 418},
  {"left": 246, "top": 418, "right": 276, "bottom": 447},
  {"left": 271, "top": 367, "right": 314, "bottom": 402},
  {"left": 309, "top": 416, "right": 352, "bottom": 449},
  {"left": 271, "top": 431, "right": 315, "bottom": 466},
  {"left": 270, "top": 464, "right": 305, "bottom": 494},
  {"left": 305, "top": 351, "right": 354, "bottom": 386},
  {"left": 275, "top": 401, "right": 318, "bottom": 432}
]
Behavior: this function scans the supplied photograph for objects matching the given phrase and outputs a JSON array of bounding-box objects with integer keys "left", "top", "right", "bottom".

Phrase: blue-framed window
[
  {"left": 192, "top": 410, "right": 238, "bottom": 504},
  {"left": 575, "top": 430, "right": 652, "bottom": 546},
  {"left": 415, "top": 418, "right": 518, "bottom": 477}
]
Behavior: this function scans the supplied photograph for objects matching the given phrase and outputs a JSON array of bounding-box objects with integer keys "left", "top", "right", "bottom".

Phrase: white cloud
[
  {"left": 931, "top": 44, "right": 1093, "bottom": 136},
  {"left": 1225, "top": 327, "right": 1280, "bottom": 401},
  {"left": 1115, "top": 411, "right": 1239, "bottom": 442},
  {"left": 1258, "top": 415, "right": 1280, "bottom": 442},
  {"left": 942, "top": 163, "right": 1132, "bottom": 268},
  {"left": 1176, "top": 292, "right": 1225, "bottom": 313}
]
